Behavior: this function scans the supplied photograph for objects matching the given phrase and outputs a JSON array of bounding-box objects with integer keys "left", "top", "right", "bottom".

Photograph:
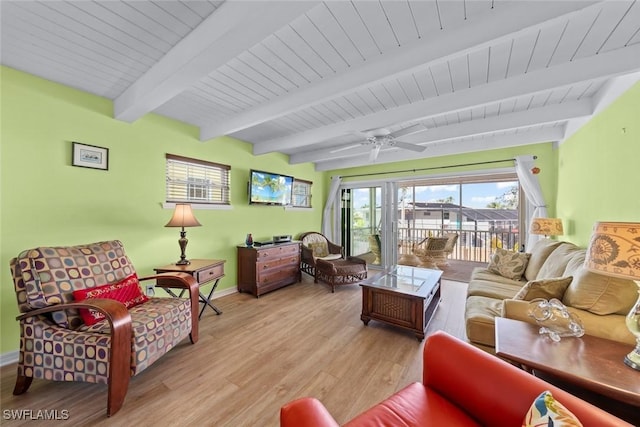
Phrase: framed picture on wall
[{"left": 72, "top": 142, "right": 109, "bottom": 170}]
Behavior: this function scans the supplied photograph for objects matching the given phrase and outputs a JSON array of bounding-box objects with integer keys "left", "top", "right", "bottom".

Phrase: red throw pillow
[{"left": 72, "top": 273, "right": 149, "bottom": 326}]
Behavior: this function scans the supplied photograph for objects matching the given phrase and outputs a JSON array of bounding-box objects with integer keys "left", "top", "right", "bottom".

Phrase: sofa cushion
[
  {"left": 344, "top": 382, "right": 480, "bottom": 427},
  {"left": 524, "top": 239, "right": 563, "bottom": 281},
  {"left": 465, "top": 296, "right": 504, "bottom": 348},
  {"left": 467, "top": 277, "right": 523, "bottom": 300},
  {"left": 487, "top": 249, "right": 530, "bottom": 280},
  {"left": 72, "top": 273, "right": 149, "bottom": 326},
  {"left": 536, "top": 243, "right": 582, "bottom": 279},
  {"left": 513, "top": 277, "right": 573, "bottom": 301},
  {"left": 522, "top": 391, "right": 583, "bottom": 427},
  {"left": 562, "top": 266, "right": 638, "bottom": 315}
]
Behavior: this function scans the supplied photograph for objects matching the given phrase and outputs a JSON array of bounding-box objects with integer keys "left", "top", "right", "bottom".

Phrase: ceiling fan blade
[
  {"left": 329, "top": 143, "right": 363, "bottom": 153},
  {"left": 369, "top": 145, "right": 381, "bottom": 162},
  {"left": 391, "top": 123, "right": 427, "bottom": 139},
  {"left": 393, "top": 141, "right": 427, "bottom": 152}
]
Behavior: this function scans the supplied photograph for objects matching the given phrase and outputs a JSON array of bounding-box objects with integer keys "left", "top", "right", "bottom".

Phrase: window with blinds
[
  {"left": 292, "top": 179, "right": 312, "bottom": 207},
  {"left": 166, "top": 154, "right": 230, "bottom": 205}
]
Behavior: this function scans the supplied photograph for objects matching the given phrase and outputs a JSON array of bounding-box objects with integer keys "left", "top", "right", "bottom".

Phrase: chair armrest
[
  {"left": 422, "top": 331, "right": 632, "bottom": 426},
  {"left": 139, "top": 273, "right": 199, "bottom": 343},
  {"left": 280, "top": 397, "right": 340, "bottom": 427},
  {"left": 16, "top": 299, "right": 132, "bottom": 397},
  {"left": 327, "top": 241, "right": 343, "bottom": 256},
  {"left": 301, "top": 245, "right": 314, "bottom": 263}
]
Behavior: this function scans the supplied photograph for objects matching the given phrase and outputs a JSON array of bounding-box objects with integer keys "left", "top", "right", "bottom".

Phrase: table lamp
[
  {"left": 530, "top": 218, "right": 564, "bottom": 238},
  {"left": 165, "top": 203, "right": 201, "bottom": 265},
  {"left": 585, "top": 221, "right": 640, "bottom": 370}
]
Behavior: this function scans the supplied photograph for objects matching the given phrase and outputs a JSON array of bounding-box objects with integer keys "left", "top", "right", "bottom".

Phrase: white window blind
[
  {"left": 166, "top": 154, "right": 230, "bottom": 205},
  {"left": 292, "top": 179, "right": 312, "bottom": 207}
]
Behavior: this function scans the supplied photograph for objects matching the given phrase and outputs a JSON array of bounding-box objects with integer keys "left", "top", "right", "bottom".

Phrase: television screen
[{"left": 249, "top": 170, "right": 293, "bottom": 206}]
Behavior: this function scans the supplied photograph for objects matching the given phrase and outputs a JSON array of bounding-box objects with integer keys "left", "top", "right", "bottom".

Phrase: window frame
[
  {"left": 165, "top": 154, "right": 231, "bottom": 206},
  {"left": 292, "top": 179, "right": 312, "bottom": 208}
]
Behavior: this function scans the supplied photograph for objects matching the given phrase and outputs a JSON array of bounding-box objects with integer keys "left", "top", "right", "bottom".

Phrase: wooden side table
[
  {"left": 495, "top": 317, "right": 640, "bottom": 423},
  {"left": 154, "top": 259, "right": 225, "bottom": 319}
]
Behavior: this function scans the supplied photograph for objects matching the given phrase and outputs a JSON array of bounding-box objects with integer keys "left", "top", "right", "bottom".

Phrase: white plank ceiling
[{"left": 2, "top": 0, "right": 639, "bottom": 171}]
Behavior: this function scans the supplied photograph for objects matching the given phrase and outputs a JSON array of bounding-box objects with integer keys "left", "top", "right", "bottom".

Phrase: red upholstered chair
[
  {"left": 280, "top": 331, "right": 631, "bottom": 426},
  {"left": 9, "top": 240, "right": 200, "bottom": 416}
]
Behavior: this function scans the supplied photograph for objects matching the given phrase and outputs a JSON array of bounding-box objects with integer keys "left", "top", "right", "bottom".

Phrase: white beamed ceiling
[{"left": 2, "top": 1, "right": 639, "bottom": 171}]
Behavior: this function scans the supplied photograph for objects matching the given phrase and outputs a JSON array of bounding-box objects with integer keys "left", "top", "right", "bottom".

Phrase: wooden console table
[
  {"left": 154, "top": 259, "right": 225, "bottom": 318},
  {"left": 495, "top": 317, "right": 640, "bottom": 423}
]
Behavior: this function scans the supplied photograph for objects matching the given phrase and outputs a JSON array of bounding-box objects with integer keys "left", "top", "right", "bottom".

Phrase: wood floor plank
[{"left": 0, "top": 277, "right": 469, "bottom": 426}]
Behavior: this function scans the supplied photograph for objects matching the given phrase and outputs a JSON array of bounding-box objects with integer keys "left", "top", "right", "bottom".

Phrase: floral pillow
[
  {"left": 522, "top": 391, "right": 583, "bottom": 427},
  {"left": 487, "top": 248, "right": 531, "bottom": 280},
  {"left": 514, "top": 277, "right": 573, "bottom": 301},
  {"left": 72, "top": 273, "right": 148, "bottom": 326}
]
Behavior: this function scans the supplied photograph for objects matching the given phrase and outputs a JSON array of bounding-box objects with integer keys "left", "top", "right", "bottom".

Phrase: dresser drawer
[
  {"left": 256, "top": 255, "right": 299, "bottom": 273},
  {"left": 196, "top": 263, "right": 224, "bottom": 283},
  {"left": 257, "top": 244, "right": 299, "bottom": 260},
  {"left": 257, "top": 265, "right": 299, "bottom": 286}
]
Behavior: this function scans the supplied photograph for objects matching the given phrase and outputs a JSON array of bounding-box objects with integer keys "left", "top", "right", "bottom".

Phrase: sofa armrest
[
  {"left": 503, "top": 300, "right": 636, "bottom": 346},
  {"left": 280, "top": 397, "right": 339, "bottom": 427}
]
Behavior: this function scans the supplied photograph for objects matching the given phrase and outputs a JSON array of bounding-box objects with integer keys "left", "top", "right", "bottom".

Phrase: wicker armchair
[
  {"left": 9, "top": 240, "right": 200, "bottom": 416},
  {"left": 413, "top": 237, "right": 449, "bottom": 268},
  {"left": 299, "top": 232, "right": 343, "bottom": 281},
  {"left": 441, "top": 233, "right": 459, "bottom": 265}
]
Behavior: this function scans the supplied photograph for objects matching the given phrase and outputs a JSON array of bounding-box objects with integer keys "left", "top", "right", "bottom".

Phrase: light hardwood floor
[{"left": 1, "top": 276, "right": 468, "bottom": 427}]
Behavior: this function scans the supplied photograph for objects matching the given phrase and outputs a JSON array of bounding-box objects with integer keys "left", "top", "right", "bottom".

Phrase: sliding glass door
[{"left": 340, "top": 172, "right": 522, "bottom": 267}]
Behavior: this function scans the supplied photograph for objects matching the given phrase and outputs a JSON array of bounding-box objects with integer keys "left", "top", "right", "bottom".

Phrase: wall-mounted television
[{"left": 249, "top": 169, "right": 293, "bottom": 206}]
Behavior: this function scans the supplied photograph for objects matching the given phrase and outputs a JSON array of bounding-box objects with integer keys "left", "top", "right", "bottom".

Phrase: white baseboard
[
  {"left": 0, "top": 287, "right": 237, "bottom": 367},
  {"left": 1, "top": 350, "right": 19, "bottom": 367}
]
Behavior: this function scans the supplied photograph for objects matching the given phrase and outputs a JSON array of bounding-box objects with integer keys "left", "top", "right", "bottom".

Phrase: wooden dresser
[{"left": 237, "top": 241, "right": 301, "bottom": 297}]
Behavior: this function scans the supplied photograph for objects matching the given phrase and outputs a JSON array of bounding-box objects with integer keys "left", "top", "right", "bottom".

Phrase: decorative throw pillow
[
  {"left": 522, "top": 391, "right": 583, "bottom": 427},
  {"left": 72, "top": 273, "right": 148, "bottom": 326},
  {"left": 514, "top": 277, "right": 573, "bottom": 301},
  {"left": 487, "top": 248, "right": 531, "bottom": 280},
  {"left": 308, "top": 242, "right": 329, "bottom": 258}
]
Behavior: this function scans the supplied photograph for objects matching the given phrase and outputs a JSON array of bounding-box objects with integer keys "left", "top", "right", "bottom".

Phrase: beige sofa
[{"left": 465, "top": 238, "right": 638, "bottom": 353}]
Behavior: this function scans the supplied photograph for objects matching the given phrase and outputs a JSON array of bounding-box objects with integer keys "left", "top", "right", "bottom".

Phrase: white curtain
[
  {"left": 515, "top": 155, "right": 548, "bottom": 250},
  {"left": 322, "top": 176, "right": 342, "bottom": 241}
]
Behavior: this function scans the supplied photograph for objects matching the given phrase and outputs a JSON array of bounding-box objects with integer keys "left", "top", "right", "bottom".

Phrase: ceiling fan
[{"left": 330, "top": 124, "right": 428, "bottom": 162}]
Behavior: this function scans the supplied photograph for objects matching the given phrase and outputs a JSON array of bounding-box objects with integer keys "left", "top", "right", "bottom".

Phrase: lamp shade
[
  {"left": 530, "top": 218, "right": 564, "bottom": 236},
  {"left": 585, "top": 221, "right": 640, "bottom": 280},
  {"left": 165, "top": 204, "right": 201, "bottom": 228}
]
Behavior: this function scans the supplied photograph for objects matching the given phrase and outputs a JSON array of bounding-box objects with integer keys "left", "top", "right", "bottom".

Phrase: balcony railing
[{"left": 351, "top": 227, "right": 521, "bottom": 264}]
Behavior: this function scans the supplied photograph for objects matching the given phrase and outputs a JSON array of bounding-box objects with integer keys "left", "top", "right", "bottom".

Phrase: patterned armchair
[
  {"left": 299, "top": 232, "right": 343, "bottom": 281},
  {"left": 9, "top": 240, "right": 200, "bottom": 416}
]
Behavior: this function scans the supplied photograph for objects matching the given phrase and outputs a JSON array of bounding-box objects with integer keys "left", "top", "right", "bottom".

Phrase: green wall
[
  {"left": 2, "top": 66, "right": 638, "bottom": 356},
  {"left": 557, "top": 81, "right": 640, "bottom": 246},
  {"left": 0, "top": 67, "right": 325, "bottom": 353}
]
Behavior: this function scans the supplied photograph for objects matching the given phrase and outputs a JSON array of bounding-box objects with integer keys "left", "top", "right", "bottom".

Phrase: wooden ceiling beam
[
  {"left": 254, "top": 42, "right": 640, "bottom": 155},
  {"left": 114, "top": 1, "right": 319, "bottom": 122},
  {"left": 200, "top": 0, "right": 599, "bottom": 140}
]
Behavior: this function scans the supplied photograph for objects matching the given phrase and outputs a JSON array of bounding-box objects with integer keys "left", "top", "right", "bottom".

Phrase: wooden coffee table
[
  {"left": 495, "top": 317, "right": 640, "bottom": 421},
  {"left": 360, "top": 265, "right": 442, "bottom": 340}
]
